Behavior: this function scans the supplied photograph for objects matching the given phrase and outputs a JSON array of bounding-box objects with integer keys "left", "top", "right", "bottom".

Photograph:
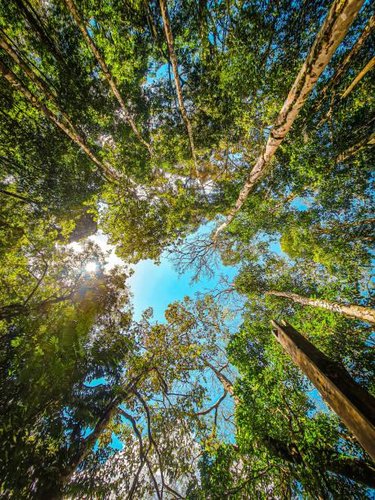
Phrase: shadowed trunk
[
  {"left": 314, "top": 14, "right": 375, "bottom": 112},
  {"left": 62, "top": 0, "right": 151, "bottom": 154},
  {"left": 264, "top": 436, "right": 375, "bottom": 488},
  {"left": 0, "top": 32, "right": 77, "bottom": 133},
  {"left": 0, "top": 59, "right": 118, "bottom": 181},
  {"left": 159, "top": 0, "right": 197, "bottom": 174}
]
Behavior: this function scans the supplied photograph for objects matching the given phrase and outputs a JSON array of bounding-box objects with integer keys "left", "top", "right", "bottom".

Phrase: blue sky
[
  {"left": 128, "top": 252, "right": 237, "bottom": 322},
  {"left": 90, "top": 227, "right": 238, "bottom": 323}
]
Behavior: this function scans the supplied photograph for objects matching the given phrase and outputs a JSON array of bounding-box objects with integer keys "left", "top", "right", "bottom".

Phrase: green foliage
[{"left": 0, "top": 0, "right": 373, "bottom": 497}]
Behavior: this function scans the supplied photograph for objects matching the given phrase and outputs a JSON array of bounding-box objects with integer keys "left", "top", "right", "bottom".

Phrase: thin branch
[
  {"left": 193, "top": 390, "right": 228, "bottom": 416},
  {"left": 133, "top": 390, "right": 184, "bottom": 499}
]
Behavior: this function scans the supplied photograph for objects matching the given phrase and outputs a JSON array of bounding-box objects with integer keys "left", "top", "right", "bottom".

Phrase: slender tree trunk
[
  {"left": 0, "top": 59, "right": 118, "bottom": 181},
  {"left": 0, "top": 187, "right": 40, "bottom": 205},
  {"left": 264, "top": 436, "right": 375, "bottom": 488},
  {"left": 203, "top": 359, "right": 239, "bottom": 404},
  {"left": 314, "top": 14, "right": 375, "bottom": 112},
  {"left": 14, "top": 0, "right": 66, "bottom": 65},
  {"left": 336, "top": 131, "right": 375, "bottom": 162},
  {"left": 60, "top": 371, "right": 148, "bottom": 487},
  {"left": 0, "top": 32, "right": 76, "bottom": 132},
  {"left": 214, "top": 0, "right": 364, "bottom": 239},
  {"left": 62, "top": 0, "right": 151, "bottom": 154},
  {"left": 159, "top": 0, "right": 198, "bottom": 174},
  {"left": 266, "top": 290, "right": 375, "bottom": 324},
  {"left": 341, "top": 57, "right": 375, "bottom": 98}
]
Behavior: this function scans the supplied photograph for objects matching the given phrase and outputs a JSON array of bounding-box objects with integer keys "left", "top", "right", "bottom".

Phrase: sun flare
[{"left": 85, "top": 261, "right": 97, "bottom": 273}]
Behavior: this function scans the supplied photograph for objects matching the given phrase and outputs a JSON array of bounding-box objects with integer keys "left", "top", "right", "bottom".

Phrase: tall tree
[{"left": 214, "top": 0, "right": 364, "bottom": 239}]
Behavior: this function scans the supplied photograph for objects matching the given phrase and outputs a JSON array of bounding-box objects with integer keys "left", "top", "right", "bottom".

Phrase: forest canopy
[{"left": 0, "top": 0, "right": 374, "bottom": 498}]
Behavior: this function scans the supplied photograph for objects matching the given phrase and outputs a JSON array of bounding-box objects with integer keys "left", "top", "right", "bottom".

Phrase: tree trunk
[
  {"left": 0, "top": 33, "right": 76, "bottom": 132},
  {"left": 341, "top": 56, "right": 375, "bottom": 98},
  {"left": 214, "top": 0, "right": 364, "bottom": 239},
  {"left": 264, "top": 436, "right": 375, "bottom": 488},
  {"left": 62, "top": 0, "right": 151, "bottom": 154},
  {"left": 267, "top": 290, "right": 375, "bottom": 324},
  {"left": 14, "top": 0, "right": 66, "bottom": 65},
  {"left": 336, "top": 131, "right": 375, "bottom": 162},
  {"left": 203, "top": 359, "right": 239, "bottom": 404},
  {"left": 314, "top": 13, "right": 375, "bottom": 112},
  {"left": 60, "top": 370, "right": 148, "bottom": 487},
  {"left": 271, "top": 320, "right": 375, "bottom": 460},
  {"left": 0, "top": 59, "right": 118, "bottom": 181},
  {"left": 159, "top": 0, "right": 197, "bottom": 174}
]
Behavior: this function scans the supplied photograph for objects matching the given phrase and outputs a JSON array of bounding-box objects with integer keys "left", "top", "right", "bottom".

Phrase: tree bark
[
  {"left": 271, "top": 321, "right": 375, "bottom": 460},
  {"left": 13, "top": 0, "right": 66, "bottom": 65},
  {"left": 159, "top": 0, "right": 197, "bottom": 173},
  {"left": 214, "top": 0, "right": 364, "bottom": 239},
  {"left": 264, "top": 436, "right": 375, "bottom": 488},
  {"left": 0, "top": 32, "right": 76, "bottom": 132},
  {"left": 0, "top": 59, "right": 118, "bottom": 181},
  {"left": 62, "top": 0, "right": 151, "bottom": 154},
  {"left": 203, "top": 359, "right": 239, "bottom": 404},
  {"left": 266, "top": 290, "right": 375, "bottom": 324},
  {"left": 341, "top": 56, "right": 375, "bottom": 98},
  {"left": 336, "top": 132, "right": 375, "bottom": 163},
  {"left": 314, "top": 14, "right": 375, "bottom": 111}
]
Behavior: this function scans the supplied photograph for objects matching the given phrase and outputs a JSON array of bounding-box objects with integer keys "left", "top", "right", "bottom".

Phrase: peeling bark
[{"left": 214, "top": 0, "right": 364, "bottom": 239}]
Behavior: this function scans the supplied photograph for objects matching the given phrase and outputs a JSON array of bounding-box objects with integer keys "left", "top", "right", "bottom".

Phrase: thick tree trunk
[
  {"left": 159, "top": 0, "right": 197, "bottom": 173},
  {"left": 62, "top": 0, "right": 151, "bottom": 154},
  {"left": 267, "top": 290, "right": 375, "bottom": 324},
  {"left": 0, "top": 60, "right": 118, "bottom": 181},
  {"left": 341, "top": 56, "right": 375, "bottom": 98},
  {"left": 271, "top": 321, "right": 375, "bottom": 460},
  {"left": 214, "top": 0, "right": 364, "bottom": 239},
  {"left": 264, "top": 436, "right": 375, "bottom": 488}
]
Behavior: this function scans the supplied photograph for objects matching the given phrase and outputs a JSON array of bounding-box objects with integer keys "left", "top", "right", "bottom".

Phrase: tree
[{"left": 214, "top": 0, "right": 364, "bottom": 239}]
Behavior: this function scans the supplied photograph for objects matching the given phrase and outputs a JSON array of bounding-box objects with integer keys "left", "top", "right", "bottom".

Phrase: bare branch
[{"left": 193, "top": 390, "right": 227, "bottom": 416}]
